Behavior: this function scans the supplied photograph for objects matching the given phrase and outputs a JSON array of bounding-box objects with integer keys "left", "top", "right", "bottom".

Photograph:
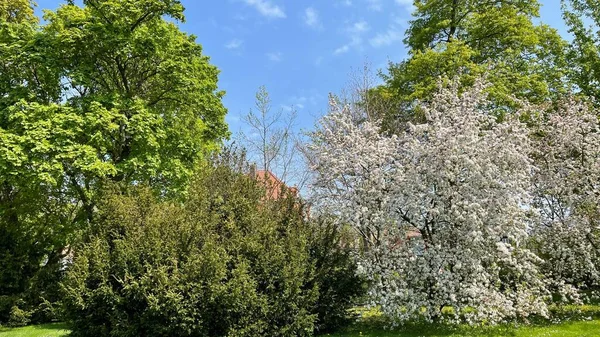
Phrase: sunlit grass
[
  {"left": 2, "top": 306, "right": 600, "bottom": 337},
  {"left": 0, "top": 323, "right": 69, "bottom": 337},
  {"left": 321, "top": 305, "right": 600, "bottom": 337}
]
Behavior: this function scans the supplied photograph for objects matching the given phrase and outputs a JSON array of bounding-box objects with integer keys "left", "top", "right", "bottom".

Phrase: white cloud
[
  {"left": 370, "top": 27, "right": 403, "bottom": 47},
  {"left": 226, "top": 114, "right": 241, "bottom": 123},
  {"left": 282, "top": 95, "right": 310, "bottom": 111},
  {"left": 334, "top": 44, "right": 351, "bottom": 55},
  {"left": 395, "top": 0, "right": 415, "bottom": 12},
  {"left": 281, "top": 103, "right": 305, "bottom": 111},
  {"left": 243, "top": 0, "right": 286, "bottom": 19},
  {"left": 347, "top": 20, "right": 370, "bottom": 34},
  {"left": 334, "top": 36, "right": 363, "bottom": 55},
  {"left": 366, "top": 0, "right": 382, "bottom": 11},
  {"left": 225, "top": 39, "right": 243, "bottom": 49},
  {"left": 291, "top": 96, "right": 308, "bottom": 104},
  {"left": 337, "top": 0, "right": 352, "bottom": 6},
  {"left": 303, "top": 7, "right": 321, "bottom": 29},
  {"left": 334, "top": 20, "right": 370, "bottom": 55},
  {"left": 266, "top": 52, "right": 283, "bottom": 62}
]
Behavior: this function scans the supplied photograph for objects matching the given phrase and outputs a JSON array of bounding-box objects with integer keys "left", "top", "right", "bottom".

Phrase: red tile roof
[{"left": 254, "top": 170, "right": 297, "bottom": 200}]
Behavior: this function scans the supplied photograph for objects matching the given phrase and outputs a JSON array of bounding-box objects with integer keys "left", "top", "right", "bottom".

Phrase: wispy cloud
[
  {"left": 281, "top": 103, "right": 304, "bottom": 112},
  {"left": 282, "top": 95, "right": 313, "bottom": 110},
  {"left": 334, "top": 44, "right": 351, "bottom": 55},
  {"left": 281, "top": 105, "right": 294, "bottom": 112},
  {"left": 366, "top": 0, "right": 383, "bottom": 11},
  {"left": 334, "top": 20, "right": 370, "bottom": 55},
  {"left": 347, "top": 20, "right": 370, "bottom": 34},
  {"left": 334, "top": 36, "right": 362, "bottom": 55},
  {"left": 370, "top": 26, "right": 404, "bottom": 47},
  {"left": 395, "top": 0, "right": 415, "bottom": 12},
  {"left": 243, "top": 0, "right": 286, "bottom": 19},
  {"left": 303, "top": 7, "right": 322, "bottom": 29},
  {"left": 266, "top": 52, "right": 283, "bottom": 62},
  {"left": 226, "top": 114, "right": 241, "bottom": 123},
  {"left": 288, "top": 91, "right": 322, "bottom": 107},
  {"left": 225, "top": 39, "right": 243, "bottom": 49}
]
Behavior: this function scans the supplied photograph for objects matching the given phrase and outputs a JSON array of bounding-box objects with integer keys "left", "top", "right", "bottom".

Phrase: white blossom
[
  {"left": 530, "top": 99, "right": 600, "bottom": 294},
  {"left": 308, "top": 80, "right": 550, "bottom": 324}
]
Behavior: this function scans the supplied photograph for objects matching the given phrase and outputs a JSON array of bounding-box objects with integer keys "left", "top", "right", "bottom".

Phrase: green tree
[
  {"left": 0, "top": 0, "right": 228, "bottom": 322},
  {"left": 305, "top": 216, "right": 366, "bottom": 333},
  {"left": 0, "top": 0, "right": 36, "bottom": 23},
  {"left": 377, "top": 0, "right": 568, "bottom": 129},
  {"left": 0, "top": 0, "right": 64, "bottom": 323},
  {"left": 562, "top": 0, "right": 600, "bottom": 102},
  {"left": 42, "top": 0, "right": 228, "bottom": 195}
]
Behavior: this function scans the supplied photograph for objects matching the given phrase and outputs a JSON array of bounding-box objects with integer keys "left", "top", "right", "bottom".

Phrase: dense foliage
[
  {"left": 306, "top": 216, "right": 366, "bottom": 333},
  {"left": 0, "top": 0, "right": 228, "bottom": 324},
  {"left": 530, "top": 99, "right": 600, "bottom": 294},
  {"left": 372, "top": 0, "right": 567, "bottom": 130},
  {"left": 562, "top": 0, "right": 600, "bottom": 102},
  {"left": 4, "top": 0, "right": 600, "bottom": 333},
  {"left": 61, "top": 153, "right": 364, "bottom": 336},
  {"left": 304, "top": 0, "right": 600, "bottom": 324},
  {"left": 310, "top": 81, "right": 552, "bottom": 324}
]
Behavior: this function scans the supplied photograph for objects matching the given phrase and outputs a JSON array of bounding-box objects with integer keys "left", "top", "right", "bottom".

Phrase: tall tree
[
  {"left": 0, "top": 0, "right": 36, "bottom": 23},
  {"left": 562, "top": 0, "right": 600, "bottom": 101},
  {"left": 0, "top": 0, "right": 228, "bottom": 322},
  {"left": 377, "top": 0, "right": 568, "bottom": 130},
  {"left": 309, "top": 80, "right": 550, "bottom": 324},
  {"left": 0, "top": 0, "right": 64, "bottom": 324}
]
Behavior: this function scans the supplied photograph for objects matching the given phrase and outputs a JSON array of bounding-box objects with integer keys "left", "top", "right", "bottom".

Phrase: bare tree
[
  {"left": 239, "top": 86, "right": 308, "bottom": 191},
  {"left": 335, "top": 61, "right": 401, "bottom": 129}
]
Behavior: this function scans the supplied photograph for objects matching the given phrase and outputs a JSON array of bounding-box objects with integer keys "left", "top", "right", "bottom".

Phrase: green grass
[
  {"left": 0, "top": 323, "right": 69, "bottom": 337},
  {"left": 322, "top": 319, "right": 600, "bottom": 336},
  {"left": 320, "top": 305, "right": 600, "bottom": 337},
  {"left": 2, "top": 313, "right": 600, "bottom": 337}
]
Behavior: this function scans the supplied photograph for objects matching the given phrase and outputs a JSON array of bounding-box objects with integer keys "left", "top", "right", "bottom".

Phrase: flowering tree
[
  {"left": 531, "top": 99, "right": 600, "bottom": 293},
  {"left": 308, "top": 81, "right": 550, "bottom": 324}
]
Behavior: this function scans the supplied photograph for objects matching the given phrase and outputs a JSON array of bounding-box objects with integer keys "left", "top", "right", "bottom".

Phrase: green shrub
[
  {"left": 61, "top": 156, "right": 318, "bottom": 337},
  {"left": 306, "top": 217, "right": 366, "bottom": 333},
  {"left": 7, "top": 304, "right": 31, "bottom": 327},
  {"left": 548, "top": 304, "right": 600, "bottom": 321},
  {"left": 0, "top": 210, "right": 65, "bottom": 325}
]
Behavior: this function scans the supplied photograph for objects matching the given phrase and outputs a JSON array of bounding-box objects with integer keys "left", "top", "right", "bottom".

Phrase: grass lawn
[
  {"left": 0, "top": 324, "right": 69, "bottom": 337},
  {"left": 322, "top": 304, "right": 600, "bottom": 337},
  {"left": 2, "top": 317, "right": 600, "bottom": 337},
  {"left": 323, "top": 319, "right": 600, "bottom": 336}
]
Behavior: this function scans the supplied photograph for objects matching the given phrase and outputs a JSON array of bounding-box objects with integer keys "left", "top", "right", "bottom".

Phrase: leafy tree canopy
[
  {"left": 0, "top": 0, "right": 37, "bottom": 24},
  {"left": 562, "top": 0, "right": 600, "bottom": 102},
  {"left": 0, "top": 0, "right": 228, "bottom": 322},
  {"left": 377, "top": 0, "right": 568, "bottom": 129}
]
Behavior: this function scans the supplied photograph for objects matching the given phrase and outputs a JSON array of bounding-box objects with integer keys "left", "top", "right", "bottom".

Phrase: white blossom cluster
[
  {"left": 531, "top": 99, "right": 600, "bottom": 295},
  {"left": 308, "top": 80, "right": 571, "bottom": 324}
]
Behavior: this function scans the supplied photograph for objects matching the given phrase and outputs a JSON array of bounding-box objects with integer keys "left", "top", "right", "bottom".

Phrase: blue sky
[{"left": 35, "top": 0, "right": 569, "bottom": 135}]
